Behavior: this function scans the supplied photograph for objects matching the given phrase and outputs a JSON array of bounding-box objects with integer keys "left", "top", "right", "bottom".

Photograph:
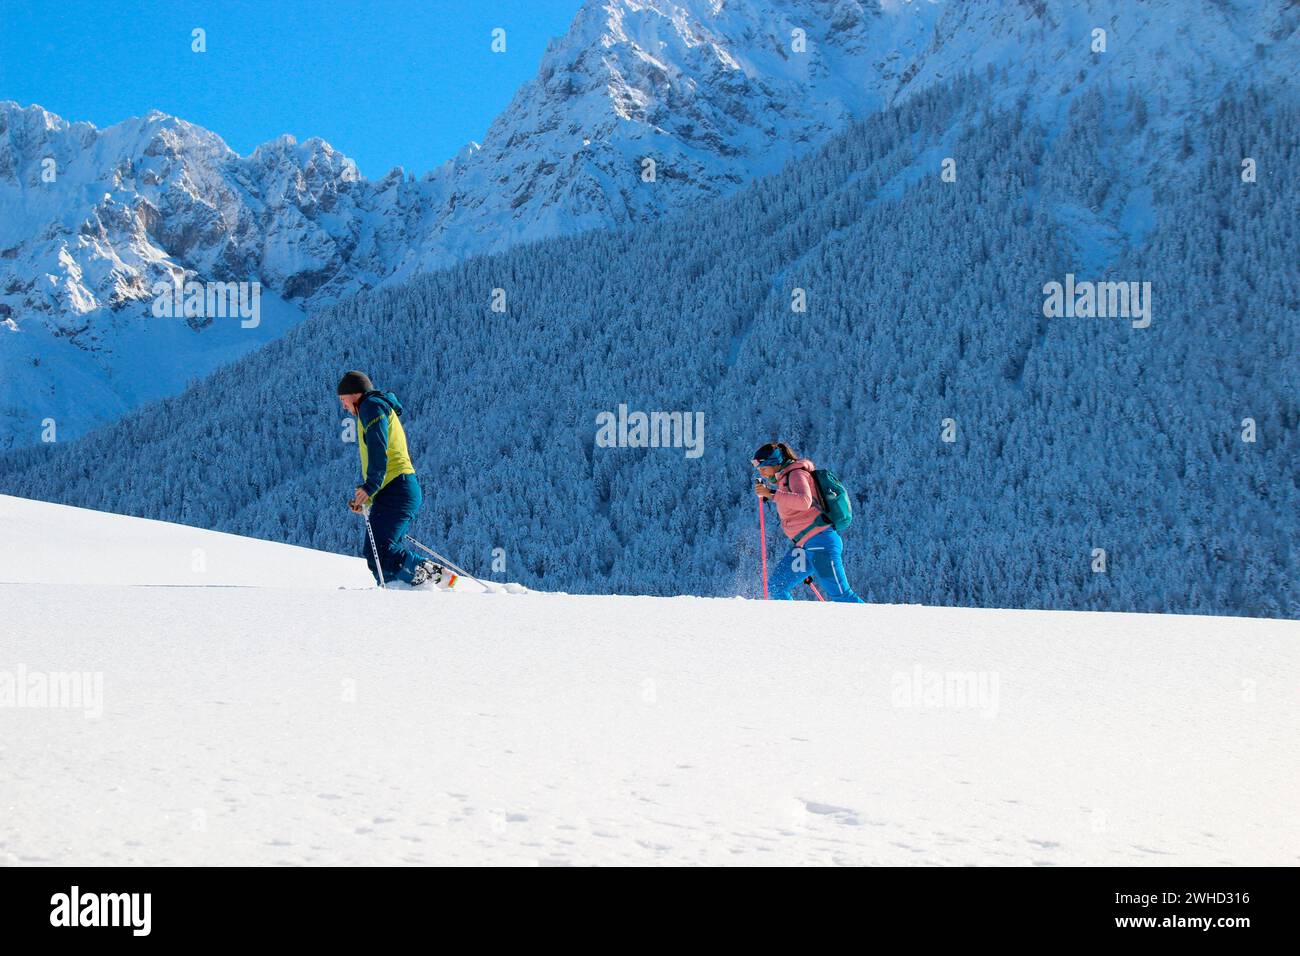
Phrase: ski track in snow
[{"left": 1, "top": 496, "right": 1297, "bottom": 866}]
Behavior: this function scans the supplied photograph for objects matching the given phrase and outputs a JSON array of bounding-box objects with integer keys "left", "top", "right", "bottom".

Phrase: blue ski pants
[{"left": 769, "top": 528, "right": 865, "bottom": 603}]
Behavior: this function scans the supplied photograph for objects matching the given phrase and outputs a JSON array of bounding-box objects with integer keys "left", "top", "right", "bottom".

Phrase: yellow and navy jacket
[{"left": 356, "top": 390, "right": 416, "bottom": 497}]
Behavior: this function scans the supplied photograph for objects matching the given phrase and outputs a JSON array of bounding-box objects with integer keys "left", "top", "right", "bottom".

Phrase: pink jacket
[{"left": 773, "top": 459, "right": 829, "bottom": 544}]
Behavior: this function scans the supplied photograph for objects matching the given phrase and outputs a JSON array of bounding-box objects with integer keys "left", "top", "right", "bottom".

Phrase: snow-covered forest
[{"left": 2, "top": 75, "right": 1295, "bottom": 616}]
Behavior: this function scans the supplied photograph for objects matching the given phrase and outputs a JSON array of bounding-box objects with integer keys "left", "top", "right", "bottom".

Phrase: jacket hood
[{"left": 361, "top": 389, "right": 403, "bottom": 417}]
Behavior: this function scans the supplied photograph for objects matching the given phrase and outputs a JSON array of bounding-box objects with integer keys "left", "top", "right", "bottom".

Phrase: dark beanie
[{"left": 337, "top": 370, "right": 373, "bottom": 395}]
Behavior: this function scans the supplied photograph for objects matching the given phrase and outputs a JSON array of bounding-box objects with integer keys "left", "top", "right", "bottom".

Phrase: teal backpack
[{"left": 793, "top": 468, "right": 854, "bottom": 545}]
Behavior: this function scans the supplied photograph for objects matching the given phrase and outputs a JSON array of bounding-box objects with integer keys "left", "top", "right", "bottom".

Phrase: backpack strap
[
  {"left": 787, "top": 468, "right": 828, "bottom": 545},
  {"left": 792, "top": 514, "right": 828, "bottom": 546}
]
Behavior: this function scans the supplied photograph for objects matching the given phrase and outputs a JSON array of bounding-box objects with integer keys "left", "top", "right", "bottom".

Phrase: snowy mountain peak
[
  {"left": 2, "top": 0, "right": 1296, "bottom": 445},
  {"left": 403, "top": 0, "right": 899, "bottom": 270}
]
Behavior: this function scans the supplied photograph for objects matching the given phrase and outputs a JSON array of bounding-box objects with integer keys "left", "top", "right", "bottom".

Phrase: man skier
[{"left": 337, "top": 370, "right": 442, "bottom": 587}]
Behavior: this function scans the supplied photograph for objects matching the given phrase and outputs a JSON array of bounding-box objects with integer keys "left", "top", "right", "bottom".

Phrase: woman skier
[{"left": 753, "top": 441, "right": 864, "bottom": 603}]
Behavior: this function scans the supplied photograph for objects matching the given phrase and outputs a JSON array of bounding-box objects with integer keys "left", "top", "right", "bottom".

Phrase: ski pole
[
  {"left": 805, "top": 577, "right": 826, "bottom": 602},
  {"left": 403, "top": 534, "right": 489, "bottom": 591},
  {"left": 757, "top": 494, "right": 769, "bottom": 600},
  {"left": 361, "top": 508, "right": 386, "bottom": 589}
]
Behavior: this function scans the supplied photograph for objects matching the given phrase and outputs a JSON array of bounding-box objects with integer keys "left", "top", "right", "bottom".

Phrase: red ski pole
[
  {"left": 757, "top": 494, "right": 769, "bottom": 599},
  {"left": 805, "top": 577, "right": 827, "bottom": 602}
]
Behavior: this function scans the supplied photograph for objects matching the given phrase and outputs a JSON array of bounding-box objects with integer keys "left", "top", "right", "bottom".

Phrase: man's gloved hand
[{"left": 349, "top": 487, "right": 371, "bottom": 513}]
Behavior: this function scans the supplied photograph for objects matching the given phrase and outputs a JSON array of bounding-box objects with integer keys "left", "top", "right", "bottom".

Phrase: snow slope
[
  {"left": 0, "top": 492, "right": 369, "bottom": 588},
  {"left": 2, "top": 495, "right": 1295, "bottom": 866}
]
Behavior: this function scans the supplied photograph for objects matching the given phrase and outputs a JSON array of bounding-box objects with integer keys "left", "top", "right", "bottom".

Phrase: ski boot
[{"left": 411, "top": 559, "right": 457, "bottom": 590}]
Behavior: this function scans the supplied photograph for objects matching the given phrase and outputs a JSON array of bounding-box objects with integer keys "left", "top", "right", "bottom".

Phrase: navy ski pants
[{"left": 363, "top": 473, "right": 424, "bottom": 584}]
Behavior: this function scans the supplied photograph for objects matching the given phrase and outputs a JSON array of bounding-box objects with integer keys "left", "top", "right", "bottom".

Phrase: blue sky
[{"left": 0, "top": 0, "right": 583, "bottom": 178}]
